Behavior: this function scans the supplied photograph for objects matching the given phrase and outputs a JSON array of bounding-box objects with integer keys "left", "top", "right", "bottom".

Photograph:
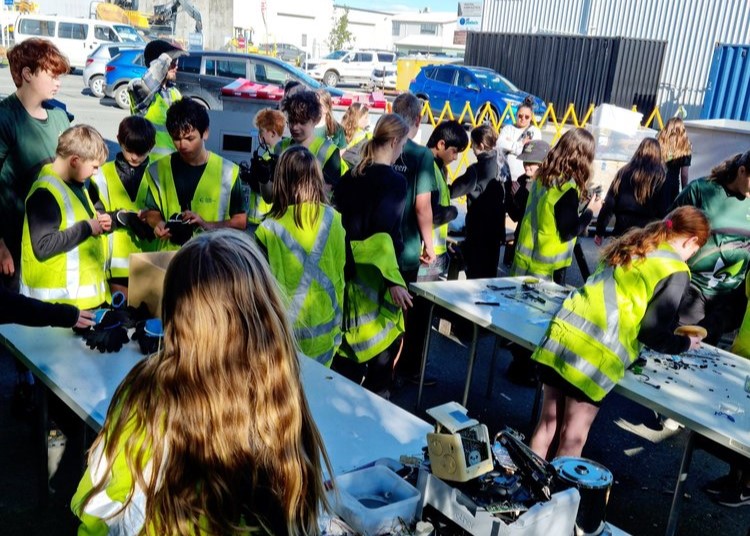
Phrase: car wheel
[
  {"left": 88, "top": 75, "right": 105, "bottom": 98},
  {"left": 113, "top": 84, "right": 131, "bottom": 110},
  {"left": 323, "top": 70, "right": 339, "bottom": 87},
  {"left": 481, "top": 104, "right": 500, "bottom": 126}
]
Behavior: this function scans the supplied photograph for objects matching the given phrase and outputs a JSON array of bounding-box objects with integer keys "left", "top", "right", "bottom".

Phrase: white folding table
[{"left": 410, "top": 276, "right": 750, "bottom": 536}]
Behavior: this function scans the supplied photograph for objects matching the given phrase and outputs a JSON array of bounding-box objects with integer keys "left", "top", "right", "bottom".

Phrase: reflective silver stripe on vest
[
  {"left": 150, "top": 144, "right": 173, "bottom": 157},
  {"left": 216, "top": 159, "right": 235, "bottom": 221},
  {"left": 349, "top": 317, "right": 398, "bottom": 354},
  {"left": 262, "top": 207, "right": 342, "bottom": 363},
  {"left": 314, "top": 139, "right": 334, "bottom": 167},
  {"left": 539, "top": 334, "right": 617, "bottom": 394},
  {"left": 23, "top": 177, "right": 105, "bottom": 301},
  {"left": 516, "top": 182, "right": 575, "bottom": 264},
  {"left": 91, "top": 170, "right": 114, "bottom": 273}
]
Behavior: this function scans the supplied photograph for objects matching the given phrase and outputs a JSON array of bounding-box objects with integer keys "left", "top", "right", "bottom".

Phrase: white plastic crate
[{"left": 416, "top": 469, "right": 580, "bottom": 536}]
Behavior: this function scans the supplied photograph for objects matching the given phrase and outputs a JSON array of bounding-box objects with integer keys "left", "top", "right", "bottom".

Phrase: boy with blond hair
[{"left": 21, "top": 125, "right": 111, "bottom": 309}]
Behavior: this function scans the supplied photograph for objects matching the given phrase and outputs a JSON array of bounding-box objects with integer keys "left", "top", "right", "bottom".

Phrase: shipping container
[
  {"left": 464, "top": 32, "right": 666, "bottom": 117},
  {"left": 701, "top": 44, "right": 750, "bottom": 121},
  {"left": 480, "top": 0, "right": 750, "bottom": 119}
]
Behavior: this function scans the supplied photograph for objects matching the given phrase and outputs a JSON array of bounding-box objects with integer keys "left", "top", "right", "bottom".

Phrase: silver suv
[{"left": 306, "top": 49, "right": 396, "bottom": 87}]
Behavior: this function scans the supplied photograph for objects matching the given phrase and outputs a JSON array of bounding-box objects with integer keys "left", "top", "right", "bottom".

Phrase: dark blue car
[{"left": 409, "top": 64, "right": 547, "bottom": 123}]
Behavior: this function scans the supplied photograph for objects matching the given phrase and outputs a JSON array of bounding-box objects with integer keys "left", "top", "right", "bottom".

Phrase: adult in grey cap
[
  {"left": 503, "top": 139, "right": 550, "bottom": 266},
  {"left": 128, "top": 40, "right": 187, "bottom": 158}
]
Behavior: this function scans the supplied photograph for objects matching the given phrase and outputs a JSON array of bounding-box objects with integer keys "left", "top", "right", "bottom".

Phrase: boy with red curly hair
[{"left": 0, "top": 38, "right": 71, "bottom": 290}]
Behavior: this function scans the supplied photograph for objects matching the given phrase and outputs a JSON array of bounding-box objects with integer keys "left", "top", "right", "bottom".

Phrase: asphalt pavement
[{"left": 0, "top": 66, "right": 748, "bottom": 535}]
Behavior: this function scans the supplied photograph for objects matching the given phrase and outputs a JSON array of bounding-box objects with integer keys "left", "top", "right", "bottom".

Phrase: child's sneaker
[{"left": 715, "top": 486, "right": 750, "bottom": 507}]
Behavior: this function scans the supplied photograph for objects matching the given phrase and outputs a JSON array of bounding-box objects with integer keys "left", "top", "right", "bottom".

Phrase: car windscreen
[
  {"left": 324, "top": 50, "right": 347, "bottom": 60},
  {"left": 473, "top": 71, "right": 520, "bottom": 93},
  {"left": 256, "top": 60, "right": 322, "bottom": 89},
  {"left": 114, "top": 25, "right": 145, "bottom": 44}
]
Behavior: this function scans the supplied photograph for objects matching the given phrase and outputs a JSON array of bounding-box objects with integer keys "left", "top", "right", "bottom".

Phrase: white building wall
[
  {"left": 481, "top": 0, "right": 750, "bottom": 117},
  {"left": 234, "top": 0, "right": 332, "bottom": 58},
  {"left": 333, "top": 6, "right": 393, "bottom": 51}
]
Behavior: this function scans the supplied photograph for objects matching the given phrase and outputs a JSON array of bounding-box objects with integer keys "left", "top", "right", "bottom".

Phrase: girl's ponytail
[{"left": 601, "top": 206, "right": 709, "bottom": 267}]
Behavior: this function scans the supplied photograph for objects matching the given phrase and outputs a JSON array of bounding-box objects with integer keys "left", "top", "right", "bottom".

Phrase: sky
[{"left": 336, "top": 0, "right": 459, "bottom": 13}]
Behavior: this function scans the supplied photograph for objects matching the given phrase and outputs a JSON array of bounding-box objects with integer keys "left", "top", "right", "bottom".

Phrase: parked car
[
  {"left": 84, "top": 43, "right": 142, "bottom": 98},
  {"left": 103, "top": 47, "right": 146, "bottom": 109},
  {"left": 306, "top": 49, "right": 396, "bottom": 87},
  {"left": 369, "top": 63, "right": 397, "bottom": 90},
  {"left": 174, "top": 51, "right": 344, "bottom": 110},
  {"left": 258, "top": 42, "right": 307, "bottom": 66},
  {"left": 14, "top": 14, "right": 144, "bottom": 70},
  {"left": 409, "top": 64, "right": 547, "bottom": 123},
  {"left": 304, "top": 49, "right": 347, "bottom": 72}
]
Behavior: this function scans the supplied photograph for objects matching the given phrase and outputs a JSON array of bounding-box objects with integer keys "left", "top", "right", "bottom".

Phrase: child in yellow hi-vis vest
[
  {"left": 530, "top": 206, "right": 709, "bottom": 460},
  {"left": 91, "top": 116, "right": 157, "bottom": 298},
  {"left": 423, "top": 120, "right": 467, "bottom": 281},
  {"left": 255, "top": 146, "right": 346, "bottom": 367},
  {"left": 21, "top": 125, "right": 110, "bottom": 310}
]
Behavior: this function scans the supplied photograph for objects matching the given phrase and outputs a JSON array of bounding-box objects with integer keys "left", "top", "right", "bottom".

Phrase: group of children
[{"left": 3, "top": 34, "right": 749, "bottom": 532}]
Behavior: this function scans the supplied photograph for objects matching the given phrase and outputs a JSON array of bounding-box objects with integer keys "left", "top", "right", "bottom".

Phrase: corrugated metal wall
[
  {"left": 701, "top": 44, "right": 750, "bottom": 121},
  {"left": 465, "top": 33, "right": 665, "bottom": 115},
  {"left": 481, "top": 0, "right": 750, "bottom": 118}
]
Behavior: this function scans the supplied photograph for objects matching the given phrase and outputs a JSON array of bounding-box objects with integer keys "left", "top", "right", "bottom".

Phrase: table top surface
[
  {"left": 0, "top": 324, "right": 432, "bottom": 476},
  {"left": 411, "top": 277, "right": 750, "bottom": 457}
]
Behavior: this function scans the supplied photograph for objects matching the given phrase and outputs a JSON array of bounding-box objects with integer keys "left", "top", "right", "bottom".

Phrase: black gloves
[
  {"left": 166, "top": 214, "right": 195, "bottom": 246},
  {"left": 116, "top": 210, "right": 155, "bottom": 241},
  {"left": 83, "top": 310, "right": 130, "bottom": 353},
  {"left": 132, "top": 318, "right": 163, "bottom": 355}
]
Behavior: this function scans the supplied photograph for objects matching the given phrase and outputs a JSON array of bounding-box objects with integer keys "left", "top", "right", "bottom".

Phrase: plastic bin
[{"left": 330, "top": 465, "right": 421, "bottom": 536}]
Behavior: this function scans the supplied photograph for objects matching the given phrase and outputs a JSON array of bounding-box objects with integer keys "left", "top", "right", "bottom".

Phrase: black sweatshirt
[
  {"left": 637, "top": 271, "right": 692, "bottom": 355},
  {"left": 0, "top": 288, "right": 78, "bottom": 327},
  {"left": 26, "top": 180, "right": 95, "bottom": 262},
  {"left": 450, "top": 150, "right": 505, "bottom": 241},
  {"left": 596, "top": 172, "right": 669, "bottom": 238}
]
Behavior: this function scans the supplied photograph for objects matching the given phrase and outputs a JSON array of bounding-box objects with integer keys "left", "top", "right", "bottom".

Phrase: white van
[{"left": 13, "top": 15, "right": 145, "bottom": 70}]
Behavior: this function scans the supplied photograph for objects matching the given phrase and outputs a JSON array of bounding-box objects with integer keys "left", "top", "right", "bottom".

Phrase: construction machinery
[{"left": 93, "top": 0, "right": 202, "bottom": 37}]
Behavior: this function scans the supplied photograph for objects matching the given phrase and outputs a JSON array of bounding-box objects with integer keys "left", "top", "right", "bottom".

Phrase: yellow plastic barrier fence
[{"left": 417, "top": 99, "right": 666, "bottom": 181}]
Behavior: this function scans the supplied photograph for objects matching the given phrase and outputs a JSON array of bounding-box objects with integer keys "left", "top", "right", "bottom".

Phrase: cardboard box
[{"left": 128, "top": 251, "right": 177, "bottom": 317}]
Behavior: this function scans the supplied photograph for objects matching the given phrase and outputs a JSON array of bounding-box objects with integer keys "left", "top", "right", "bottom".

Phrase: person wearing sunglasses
[
  {"left": 128, "top": 40, "right": 187, "bottom": 159},
  {"left": 496, "top": 102, "right": 542, "bottom": 181}
]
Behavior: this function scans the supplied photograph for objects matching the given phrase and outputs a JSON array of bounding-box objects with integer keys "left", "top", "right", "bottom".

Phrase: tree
[{"left": 327, "top": 8, "right": 355, "bottom": 51}]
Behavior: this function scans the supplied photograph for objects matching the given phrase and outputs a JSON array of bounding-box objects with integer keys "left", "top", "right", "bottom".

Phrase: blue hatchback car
[
  {"left": 103, "top": 48, "right": 146, "bottom": 110},
  {"left": 409, "top": 64, "right": 547, "bottom": 123}
]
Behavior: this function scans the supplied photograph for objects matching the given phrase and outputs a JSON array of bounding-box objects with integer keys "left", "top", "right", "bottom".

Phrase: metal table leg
[
  {"left": 461, "top": 323, "right": 480, "bottom": 407},
  {"left": 416, "top": 303, "right": 436, "bottom": 410},
  {"left": 665, "top": 430, "right": 695, "bottom": 536},
  {"left": 33, "top": 381, "right": 49, "bottom": 507}
]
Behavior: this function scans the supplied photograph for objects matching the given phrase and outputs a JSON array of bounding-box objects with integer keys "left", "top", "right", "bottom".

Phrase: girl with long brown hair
[
  {"left": 332, "top": 113, "right": 411, "bottom": 396},
  {"left": 657, "top": 117, "right": 692, "bottom": 202},
  {"left": 255, "top": 145, "right": 346, "bottom": 367},
  {"left": 314, "top": 89, "right": 346, "bottom": 149},
  {"left": 530, "top": 206, "right": 710, "bottom": 460},
  {"left": 72, "top": 230, "right": 332, "bottom": 535},
  {"left": 594, "top": 137, "right": 668, "bottom": 244},
  {"left": 512, "top": 128, "right": 600, "bottom": 283}
]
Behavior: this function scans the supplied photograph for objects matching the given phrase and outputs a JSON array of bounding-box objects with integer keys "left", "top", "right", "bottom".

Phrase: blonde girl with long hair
[
  {"left": 512, "top": 127, "right": 600, "bottom": 283},
  {"left": 332, "top": 113, "right": 412, "bottom": 396},
  {"left": 657, "top": 117, "right": 692, "bottom": 201},
  {"left": 314, "top": 89, "right": 346, "bottom": 149},
  {"left": 341, "top": 103, "right": 371, "bottom": 168},
  {"left": 72, "top": 230, "right": 332, "bottom": 535},
  {"left": 530, "top": 206, "right": 709, "bottom": 460},
  {"left": 594, "top": 137, "right": 668, "bottom": 245},
  {"left": 256, "top": 145, "right": 346, "bottom": 367}
]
